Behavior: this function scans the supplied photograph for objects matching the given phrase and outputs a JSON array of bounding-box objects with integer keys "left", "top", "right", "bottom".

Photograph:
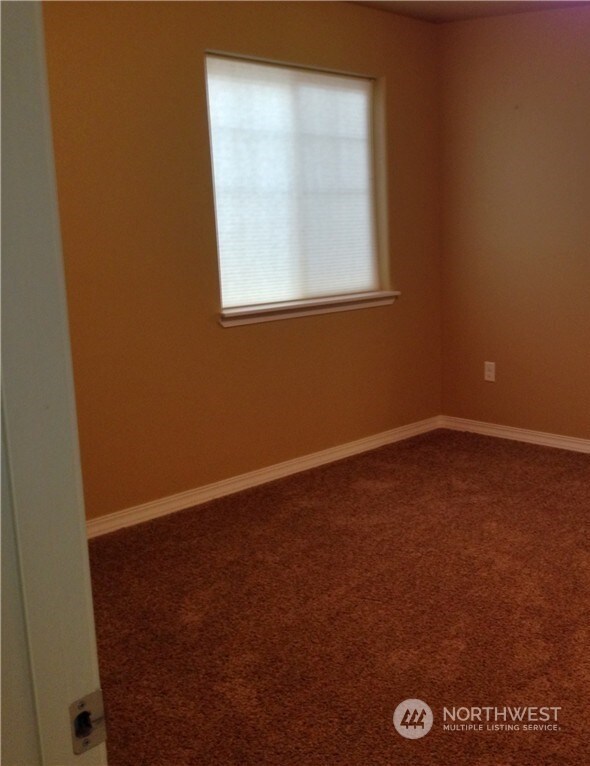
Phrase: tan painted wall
[
  {"left": 440, "top": 8, "right": 590, "bottom": 438},
  {"left": 43, "top": 2, "right": 442, "bottom": 520}
]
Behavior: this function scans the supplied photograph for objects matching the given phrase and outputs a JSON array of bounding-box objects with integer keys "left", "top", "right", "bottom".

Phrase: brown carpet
[{"left": 89, "top": 430, "right": 590, "bottom": 765}]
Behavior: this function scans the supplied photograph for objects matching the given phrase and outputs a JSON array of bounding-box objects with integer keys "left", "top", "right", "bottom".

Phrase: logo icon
[{"left": 393, "top": 698, "right": 434, "bottom": 739}]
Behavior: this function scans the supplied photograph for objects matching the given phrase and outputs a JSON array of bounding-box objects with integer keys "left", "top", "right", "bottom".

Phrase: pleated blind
[{"left": 205, "top": 55, "right": 379, "bottom": 310}]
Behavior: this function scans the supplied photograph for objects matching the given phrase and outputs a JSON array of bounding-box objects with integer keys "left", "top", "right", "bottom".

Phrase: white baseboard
[
  {"left": 87, "top": 415, "right": 589, "bottom": 538},
  {"left": 86, "top": 416, "right": 440, "bottom": 538},
  {"left": 439, "top": 416, "right": 590, "bottom": 454}
]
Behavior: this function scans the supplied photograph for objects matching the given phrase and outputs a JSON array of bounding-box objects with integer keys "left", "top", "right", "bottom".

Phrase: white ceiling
[{"left": 357, "top": 1, "right": 590, "bottom": 23}]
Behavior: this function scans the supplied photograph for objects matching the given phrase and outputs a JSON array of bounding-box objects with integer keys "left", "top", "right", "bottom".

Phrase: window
[{"left": 205, "top": 54, "right": 398, "bottom": 326}]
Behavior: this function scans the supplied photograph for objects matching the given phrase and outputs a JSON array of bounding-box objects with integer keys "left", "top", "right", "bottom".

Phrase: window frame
[{"left": 204, "top": 52, "right": 400, "bottom": 327}]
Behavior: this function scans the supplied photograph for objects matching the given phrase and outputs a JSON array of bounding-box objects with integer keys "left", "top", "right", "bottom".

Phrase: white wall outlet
[{"left": 484, "top": 361, "right": 496, "bottom": 382}]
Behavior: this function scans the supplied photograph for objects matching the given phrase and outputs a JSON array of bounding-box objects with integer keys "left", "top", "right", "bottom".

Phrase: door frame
[{"left": 2, "top": 3, "right": 107, "bottom": 764}]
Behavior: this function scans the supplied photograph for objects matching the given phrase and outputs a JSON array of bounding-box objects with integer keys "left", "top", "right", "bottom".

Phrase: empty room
[{"left": 2, "top": 1, "right": 589, "bottom": 764}]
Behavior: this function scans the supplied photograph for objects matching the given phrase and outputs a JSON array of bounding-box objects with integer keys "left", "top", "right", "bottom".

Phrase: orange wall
[
  {"left": 43, "top": 2, "right": 442, "bottom": 519},
  {"left": 43, "top": 3, "right": 590, "bottom": 522},
  {"left": 440, "top": 8, "right": 590, "bottom": 437}
]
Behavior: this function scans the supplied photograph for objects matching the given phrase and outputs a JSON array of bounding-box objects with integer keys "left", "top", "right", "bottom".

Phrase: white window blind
[{"left": 205, "top": 55, "right": 381, "bottom": 312}]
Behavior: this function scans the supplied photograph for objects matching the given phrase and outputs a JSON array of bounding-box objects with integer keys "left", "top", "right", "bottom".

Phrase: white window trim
[
  {"left": 206, "top": 53, "right": 395, "bottom": 327},
  {"left": 219, "top": 290, "right": 400, "bottom": 327}
]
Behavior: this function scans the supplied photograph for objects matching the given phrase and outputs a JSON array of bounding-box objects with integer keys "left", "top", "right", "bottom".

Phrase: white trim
[
  {"left": 87, "top": 417, "right": 438, "bottom": 538},
  {"left": 439, "top": 416, "right": 590, "bottom": 454},
  {"left": 88, "top": 415, "right": 590, "bottom": 538},
  {"left": 3, "top": 5, "right": 106, "bottom": 763},
  {"left": 219, "top": 291, "right": 400, "bottom": 327}
]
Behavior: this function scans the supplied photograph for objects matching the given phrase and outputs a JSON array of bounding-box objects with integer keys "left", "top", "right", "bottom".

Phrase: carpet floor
[{"left": 89, "top": 430, "right": 590, "bottom": 765}]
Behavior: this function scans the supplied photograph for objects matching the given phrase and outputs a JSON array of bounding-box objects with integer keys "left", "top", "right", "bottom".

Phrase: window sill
[{"left": 219, "top": 290, "right": 401, "bottom": 327}]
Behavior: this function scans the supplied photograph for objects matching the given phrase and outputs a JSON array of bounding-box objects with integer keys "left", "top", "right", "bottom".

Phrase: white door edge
[{"left": 2, "top": 3, "right": 107, "bottom": 764}]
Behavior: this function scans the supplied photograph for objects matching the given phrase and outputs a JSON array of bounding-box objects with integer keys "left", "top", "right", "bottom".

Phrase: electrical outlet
[{"left": 484, "top": 361, "right": 496, "bottom": 382}]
